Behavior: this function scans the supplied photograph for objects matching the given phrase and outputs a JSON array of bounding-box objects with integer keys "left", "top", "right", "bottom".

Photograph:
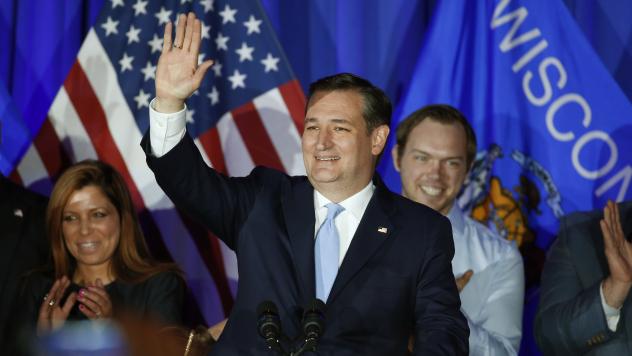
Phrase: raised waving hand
[{"left": 155, "top": 12, "right": 213, "bottom": 113}]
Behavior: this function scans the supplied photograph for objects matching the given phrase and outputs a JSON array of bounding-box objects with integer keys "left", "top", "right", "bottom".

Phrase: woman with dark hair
[{"left": 16, "top": 160, "right": 185, "bottom": 337}]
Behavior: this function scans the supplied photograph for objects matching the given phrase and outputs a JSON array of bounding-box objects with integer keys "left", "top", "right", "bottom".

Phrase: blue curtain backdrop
[{"left": 2, "top": 1, "right": 631, "bottom": 355}]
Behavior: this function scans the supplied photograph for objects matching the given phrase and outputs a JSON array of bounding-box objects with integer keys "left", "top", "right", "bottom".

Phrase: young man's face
[
  {"left": 393, "top": 119, "right": 469, "bottom": 215},
  {"left": 302, "top": 90, "right": 388, "bottom": 200}
]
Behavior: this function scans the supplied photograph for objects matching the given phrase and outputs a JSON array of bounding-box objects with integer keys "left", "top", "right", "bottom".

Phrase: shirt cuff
[
  {"left": 149, "top": 98, "right": 187, "bottom": 157},
  {"left": 600, "top": 281, "right": 621, "bottom": 331}
]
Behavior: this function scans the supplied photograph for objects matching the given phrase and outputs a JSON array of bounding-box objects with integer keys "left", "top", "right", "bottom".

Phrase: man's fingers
[
  {"left": 190, "top": 19, "right": 202, "bottom": 57},
  {"left": 183, "top": 12, "right": 195, "bottom": 51},
  {"left": 456, "top": 270, "right": 474, "bottom": 291},
  {"left": 162, "top": 22, "right": 173, "bottom": 54},
  {"left": 174, "top": 13, "right": 187, "bottom": 48},
  {"left": 192, "top": 60, "right": 214, "bottom": 87},
  {"left": 601, "top": 219, "right": 618, "bottom": 258},
  {"left": 612, "top": 202, "right": 624, "bottom": 239}
]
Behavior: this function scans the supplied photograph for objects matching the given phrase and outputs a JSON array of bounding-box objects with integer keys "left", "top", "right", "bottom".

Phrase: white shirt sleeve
[
  {"left": 464, "top": 255, "right": 524, "bottom": 356},
  {"left": 148, "top": 98, "right": 187, "bottom": 157},
  {"left": 600, "top": 281, "right": 621, "bottom": 332}
]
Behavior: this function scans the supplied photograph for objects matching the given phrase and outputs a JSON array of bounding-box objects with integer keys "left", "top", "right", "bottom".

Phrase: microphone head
[
  {"left": 306, "top": 299, "right": 326, "bottom": 314},
  {"left": 257, "top": 301, "right": 281, "bottom": 339},
  {"left": 302, "top": 299, "right": 326, "bottom": 339},
  {"left": 257, "top": 300, "right": 278, "bottom": 316}
]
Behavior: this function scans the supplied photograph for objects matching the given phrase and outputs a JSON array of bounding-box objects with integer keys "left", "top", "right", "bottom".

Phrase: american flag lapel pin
[
  {"left": 377, "top": 227, "right": 388, "bottom": 234},
  {"left": 14, "top": 209, "right": 23, "bottom": 218}
]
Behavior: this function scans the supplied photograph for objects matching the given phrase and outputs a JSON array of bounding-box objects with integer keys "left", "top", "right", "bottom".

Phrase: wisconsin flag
[
  {"left": 378, "top": 0, "right": 632, "bottom": 353},
  {"left": 383, "top": 0, "right": 631, "bottom": 260}
]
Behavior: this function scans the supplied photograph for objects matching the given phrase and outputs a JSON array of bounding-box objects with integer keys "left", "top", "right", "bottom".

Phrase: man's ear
[
  {"left": 392, "top": 145, "right": 401, "bottom": 172},
  {"left": 371, "top": 125, "right": 390, "bottom": 156}
]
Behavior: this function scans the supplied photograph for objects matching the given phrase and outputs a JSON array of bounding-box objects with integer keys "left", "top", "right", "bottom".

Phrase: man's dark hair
[
  {"left": 395, "top": 104, "right": 477, "bottom": 169},
  {"left": 307, "top": 73, "right": 392, "bottom": 133}
]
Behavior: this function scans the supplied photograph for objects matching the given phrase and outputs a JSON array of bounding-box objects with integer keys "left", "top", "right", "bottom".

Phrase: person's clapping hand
[
  {"left": 155, "top": 12, "right": 213, "bottom": 113},
  {"left": 601, "top": 200, "right": 632, "bottom": 309},
  {"left": 37, "top": 276, "right": 77, "bottom": 334},
  {"left": 456, "top": 270, "right": 473, "bottom": 292},
  {"left": 77, "top": 278, "right": 114, "bottom": 320}
]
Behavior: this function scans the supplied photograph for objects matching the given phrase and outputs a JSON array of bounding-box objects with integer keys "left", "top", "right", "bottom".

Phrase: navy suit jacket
[
  {"left": 143, "top": 133, "right": 468, "bottom": 355},
  {"left": 0, "top": 176, "right": 48, "bottom": 352}
]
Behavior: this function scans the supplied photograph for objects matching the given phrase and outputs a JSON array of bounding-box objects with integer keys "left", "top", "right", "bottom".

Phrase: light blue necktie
[{"left": 315, "top": 203, "right": 344, "bottom": 302}]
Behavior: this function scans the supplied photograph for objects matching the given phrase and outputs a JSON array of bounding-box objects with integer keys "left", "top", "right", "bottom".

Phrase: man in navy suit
[{"left": 142, "top": 13, "right": 468, "bottom": 355}]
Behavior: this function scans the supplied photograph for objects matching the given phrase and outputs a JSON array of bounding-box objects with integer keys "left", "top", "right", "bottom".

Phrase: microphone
[
  {"left": 294, "top": 299, "right": 326, "bottom": 355},
  {"left": 257, "top": 301, "right": 286, "bottom": 354}
]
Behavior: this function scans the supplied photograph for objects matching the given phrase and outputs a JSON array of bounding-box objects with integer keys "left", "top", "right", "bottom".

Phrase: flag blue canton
[{"left": 94, "top": 0, "right": 293, "bottom": 138}]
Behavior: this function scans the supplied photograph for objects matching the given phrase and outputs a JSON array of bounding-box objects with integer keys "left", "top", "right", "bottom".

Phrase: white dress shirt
[
  {"left": 600, "top": 282, "right": 622, "bottom": 331},
  {"left": 148, "top": 99, "right": 187, "bottom": 157},
  {"left": 448, "top": 205, "right": 524, "bottom": 356}
]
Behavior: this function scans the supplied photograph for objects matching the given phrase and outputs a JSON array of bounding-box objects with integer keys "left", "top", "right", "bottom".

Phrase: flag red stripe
[
  {"left": 9, "top": 170, "right": 23, "bottom": 185},
  {"left": 32, "top": 118, "right": 72, "bottom": 180},
  {"left": 63, "top": 61, "right": 145, "bottom": 211},
  {"left": 279, "top": 79, "right": 306, "bottom": 134},
  {"left": 232, "top": 102, "right": 285, "bottom": 171},
  {"left": 198, "top": 127, "right": 227, "bottom": 175}
]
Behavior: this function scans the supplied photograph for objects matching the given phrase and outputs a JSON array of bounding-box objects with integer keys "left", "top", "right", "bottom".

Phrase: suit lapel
[
  {"left": 327, "top": 176, "right": 395, "bottom": 304},
  {"left": 281, "top": 178, "right": 317, "bottom": 303}
]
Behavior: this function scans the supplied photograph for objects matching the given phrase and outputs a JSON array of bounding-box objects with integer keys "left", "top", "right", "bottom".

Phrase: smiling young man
[
  {"left": 141, "top": 13, "right": 468, "bottom": 355},
  {"left": 392, "top": 104, "right": 524, "bottom": 355}
]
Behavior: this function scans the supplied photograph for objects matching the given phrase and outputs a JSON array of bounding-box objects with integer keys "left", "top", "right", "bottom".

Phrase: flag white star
[
  {"left": 148, "top": 34, "right": 163, "bottom": 53},
  {"left": 201, "top": 22, "right": 211, "bottom": 39},
  {"left": 181, "top": 0, "right": 193, "bottom": 3},
  {"left": 200, "top": 0, "right": 214, "bottom": 12},
  {"left": 243, "top": 15, "right": 262, "bottom": 35},
  {"left": 219, "top": 4, "right": 237, "bottom": 24},
  {"left": 186, "top": 109, "right": 195, "bottom": 123},
  {"left": 134, "top": 89, "right": 150, "bottom": 109},
  {"left": 132, "top": 0, "right": 148, "bottom": 16},
  {"left": 215, "top": 32, "right": 229, "bottom": 51},
  {"left": 228, "top": 69, "right": 246, "bottom": 89},
  {"left": 126, "top": 25, "right": 141, "bottom": 44},
  {"left": 119, "top": 52, "right": 134, "bottom": 72},
  {"left": 207, "top": 86, "right": 219, "bottom": 105},
  {"left": 235, "top": 42, "right": 254, "bottom": 62},
  {"left": 101, "top": 17, "right": 119, "bottom": 36},
  {"left": 155, "top": 7, "right": 172, "bottom": 25},
  {"left": 261, "top": 53, "right": 280, "bottom": 72},
  {"left": 111, "top": 0, "right": 124, "bottom": 8},
  {"left": 141, "top": 61, "right": 156, "bottom": 81},
  {"left": 212, "top": 61, "right": 222, "bottom": 77},
  {"left": 198, "top": 53, "right": 206, "bottom": 65}
]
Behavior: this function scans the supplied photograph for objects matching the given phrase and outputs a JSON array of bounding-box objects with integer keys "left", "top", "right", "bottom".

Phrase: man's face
[
  {"left": 393, "top": 119, "right": 469, "bottom": 215},
  {"left": 302, "top": 90, "right": 388, "bottom": 200}
]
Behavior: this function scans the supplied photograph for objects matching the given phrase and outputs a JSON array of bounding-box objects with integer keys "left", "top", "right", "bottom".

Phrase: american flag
[{"left": 10, "top": 0, "right": 306, "bottom": 325}]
